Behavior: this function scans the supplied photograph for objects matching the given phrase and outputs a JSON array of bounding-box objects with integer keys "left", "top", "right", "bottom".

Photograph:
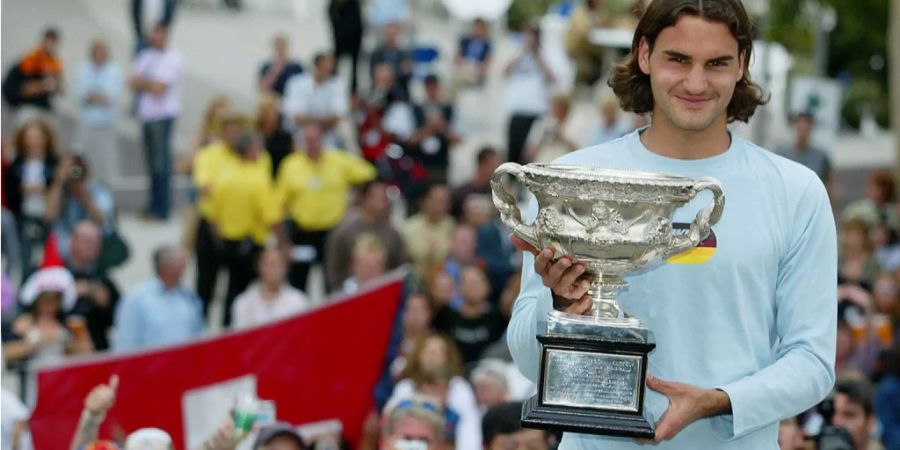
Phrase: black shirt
[
  {"left": 258, "top": 61, "right": 304, "bottom": 98},
  {"left": 434, "top": 303, "right": 505, "bottom": 367}
]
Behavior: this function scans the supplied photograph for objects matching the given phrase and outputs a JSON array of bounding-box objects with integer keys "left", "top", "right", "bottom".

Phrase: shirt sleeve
[
  {"left": 506, "top": 199, "right": 555, "bottom": 383},
  {"left": 340, "top": 153, "right": 377, "bottom": 185},
  {"left": 711, "top": 177, "right": 837, "bottom": 440},
  {"left": 155, "top": 52, "right": 182, "bottom": 84},
  {"left": 113, "top": 295, "right": 141, "bottom": 351}
]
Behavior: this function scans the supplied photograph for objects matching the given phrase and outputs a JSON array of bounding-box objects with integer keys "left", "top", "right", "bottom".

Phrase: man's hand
[
  {"left": 510, "top": 234, "right": 593, "bottom": 315},
  {"left": 204, "top": 417, "right": 238, "bottom": 450},
  {"left": 642, "top": 375, "right": 732, "bottom": 443},
  {"left": 84, "top": 375, "right": 119, "bottom": 418}
]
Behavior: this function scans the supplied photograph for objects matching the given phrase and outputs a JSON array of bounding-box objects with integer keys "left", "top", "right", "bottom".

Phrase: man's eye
[{"left": 669, "top": 57, "right": 686, "bottom": 63}]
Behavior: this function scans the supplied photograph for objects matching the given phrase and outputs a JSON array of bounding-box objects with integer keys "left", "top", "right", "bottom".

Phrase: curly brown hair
[
  {"left": 608, "top": 0, "right": 767, "bottom": 123},
  {"left": 12, "top": 118, "right": 59, "bottom": 161}
]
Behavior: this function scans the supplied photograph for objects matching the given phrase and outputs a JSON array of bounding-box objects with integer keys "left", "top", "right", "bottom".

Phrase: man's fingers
[
  {"left": 563, "top": 295, "right": 593, "bottom": 315},
  {"left": 646, "top": 375, "right": 672, "bottom": 396},
  {"left": 557, "top": 263, "right": 586, "bottom": 293},
  {"left": 546, "top": 257, "right": 573, "bottom": 286},
  {"left": 509, "top": 234, "right": 539, "bottom": 255}
]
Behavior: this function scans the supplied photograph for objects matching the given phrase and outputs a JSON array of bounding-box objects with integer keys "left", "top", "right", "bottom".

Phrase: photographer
[
  {"left": 45, "top": 155, "right": 116, "bottom": 262},
  {"left": 813, "top": 377, "right": 882, "bottom": 450}
]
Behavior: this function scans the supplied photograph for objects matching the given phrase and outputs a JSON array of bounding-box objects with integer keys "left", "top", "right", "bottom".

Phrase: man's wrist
[{"left": 701, "top": 388, "right": 732, "bottom": 417}]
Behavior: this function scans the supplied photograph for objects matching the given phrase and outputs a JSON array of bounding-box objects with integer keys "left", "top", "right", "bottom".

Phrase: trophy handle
[
  {"left": 666, "top": 177, "right": 726, "bottom": 258},
  {"left": 491, "top": 162, "right": 541, "bottom": 249}
]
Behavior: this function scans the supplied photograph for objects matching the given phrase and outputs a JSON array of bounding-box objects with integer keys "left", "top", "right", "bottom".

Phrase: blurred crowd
[{"left": 0, "top": 0, "right": 897, "bottom": 449}]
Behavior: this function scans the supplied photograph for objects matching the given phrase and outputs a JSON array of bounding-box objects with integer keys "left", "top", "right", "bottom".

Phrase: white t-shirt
[{"left": 231, "top": 282, "right": 311, "bottom": 330}]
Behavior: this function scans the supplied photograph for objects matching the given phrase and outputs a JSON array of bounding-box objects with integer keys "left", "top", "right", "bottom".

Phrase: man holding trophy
[{"left": 496, "top": 0, "right": 837, "bottom": 449}]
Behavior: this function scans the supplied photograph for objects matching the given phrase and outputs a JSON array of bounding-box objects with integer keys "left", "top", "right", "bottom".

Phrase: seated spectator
[
  {"left": 258, "top": 33, "right": 304, "bottom": 98},
  {"left": 402, "top": 182, "right": 455, "bottom": 281},
  {"left": 381, "top": 394, "right": 446, "bottom": 450},
  {"left": 477, "top": 204, "right": 518, "bottom": 301},
  {"left": 341, "top": 233, "right": 388, "bottom": 294},
  {"left": 323, "top": 179, "right": 403, "bottom": 292},
  {"left": 2, "top": 28, "right": 63, "bottom": 114},
  {"left": 355, "top": 63, "right": 403, "bottom": 163},
  {"left": 451, "top": 146, "right": 500, "bottom": 218},
  {"left": 482, "top": 402, "right": 552, "bottom": 450},
  {"left": 113, "top": 245, "right": 204, "bottom": 351},
  {"left": 231, "top": 248, "right": 310, "bottom": 330},
  {"left": 462, "top": 195, "right": 493, "bottom": 229},
  {"left": 523, "top": 93, "right": 578, "bottom": 163},
  {"left": 390, "top": 292, "right": 434, "bottom": 379},
  {"left": 2, "top": 267, "right": 92, "bottom": 405},
  {"left": 839, "top": 219, "right": 881, "bottom": 288},
  {"left": 835, "top": 290, "right": 883, "bottom": 378},
  {"left": 66, "top": 220, "right": 120, "bottom": 351},
  {"left": 872, "top": 221, "right": 900, "bottom": 272},
  {"left": 830, "top": 377, "right": 881, "bottom": 450},
  {"left": 369, "top": 23, "right": 412, "bottom": 97},
  {"left": 277, "top": 124, "right": 377, "bottom": 292},
  {"left": 841, "top": 170, "right": 897, "bottom": 229},
  {"left": 209, "top": 131, "right": 282, "bottom": 327},
  {"left": 435, "top": 224, "right": 481, "bottom": 309},
  {"left": 45, "top": 155, "right": 117, "bottom": 262},
  {"left": 434, "top": 266, "right": 505, "bottom": 367},
  {"left": 590, "top": 95, "right": 630, "bottom": 145},
  {"left": 470, "top": 360, "right": 510, "bottom": 415},
  {"left": 3, "top": 118, "right": 61, "bottom": 274},
  {"left": 389, "top": 333, "right": 480, "bottom": 450},
  {"left": 257, "top": 93, "right": 293, "bottom": 177},
  {"left": 408, "top": 75, "right": 460, "bottom": 185},
  {"left": 876, "top": 348, "right": 900, "bottom": 450},
  {"left": 777, "top": 415, "right": 806, "bottom": 450},
  {"left": 872, "top": 273, "right": 898, "bottom": 346},
  {"left": 282, "top": 52, "right": 347, "bottom": 148},
  {"left": 453, "top": 18, "right": 492, "bottom": 89}
]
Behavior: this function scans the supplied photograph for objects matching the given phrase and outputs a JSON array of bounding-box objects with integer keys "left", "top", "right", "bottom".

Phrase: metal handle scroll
[
  {"left": 665, "top": 177, "right": 726, "bottom": 258},
  {"left": 490, "top": 163, "right": 541, "bottom": 249}
]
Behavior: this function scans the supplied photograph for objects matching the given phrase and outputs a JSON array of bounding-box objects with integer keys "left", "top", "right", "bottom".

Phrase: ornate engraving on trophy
[{"left": 542, "top": 349, "right": 641, "bottom": 412}]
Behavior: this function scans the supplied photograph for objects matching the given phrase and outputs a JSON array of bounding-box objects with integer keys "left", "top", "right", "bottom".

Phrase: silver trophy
[{"left": 491, "top": 162, "right": 725, "bottom": 438}]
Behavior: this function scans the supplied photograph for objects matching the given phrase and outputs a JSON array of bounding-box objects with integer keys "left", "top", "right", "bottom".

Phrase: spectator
[
  {"left": 453, "top": 18, "right": 492, "bottom": 90},
  {"left": 476, "top": 203, "right": 518, "bottom": 301},
  {"left": 776, "top": 112, "right": 832, "bottom": 187},
  {"left": 451, "top": 146, "right": 500, "bottom": 218},
  {"left": 130, "top": 22, "right": 183, "bottom": 220},
  {"left": 282, "top": 52, "right": 348, "bottom": 148},
  {"left": 258, "top": 33, "right": 305, "bottom": 98},
  {"left": 470, "top": 360, "right": 510, "bottom": 415},
  {"left": 434, "top": 265, "right": 504, "bottom": 367},
  {"left": 523, "top": 93, "right": 578, "bottom": 163},
  {"left": 875, "top": 348, "right": 900, "bottom": 450},
  {"left": 355, "top": 63, "right": 403, "bottom": 163},
  {"left": 482, "top": 402, "right": 551, "bottom": 450},
  {"left": 461, "top": 195, "right": 493, "bottom": 229},
  {"left": 835, "top": 296, "right": 882, "bottom": 378},
  {"left": 192, "top": 111, "right": 247, "bottom": 316},
  {"left": 565, "top": 0, "right": 612, "bottom": 88},
  {"left": 328, "top": 0, "right": 364, "bottom": 94},
  {"left": 435, "top": 224, "right": 481, "bottom": 309},
  {"left": 872, "top": 273, "right": 898, "bottom": 346},
  {"left": 408, "top": 75, "right": 460, "bottom": 184},
  {"left": 369, "top": 23, "right": 413, "bottom": 97},
  {"left": 76, "top": 39, "right": 123, "bottom": 187},
  {"left": 45, "top": 155, "right": 117, "bottom": 262},
  {"left": 381, "top": 394, "right": 446, "bottom": 450},
  {"left": 2, "top": 28, "right": 63, "bottom": 115},
  {"left": 842, "top": 170, "right": 898, "bottom": 229},
  {"left": 402, "top": 182, "right": 455, "bottom": 282},
  {"left": 590, "top": 95, "right": 630, "bottom": 145},
  {"left": 504, "top": 23, "right": 555, "bottom": 165},
  {"left": 3, "top": 118, "right": 60, "bottom": 273},
  {"left": 209, "top": 131, "right": 282, "bottom": 327},
  {"left": 131, "top": 0, "right": 176, "bottom": 52},
  {"left": 777, "top": 416, "right": 805, "bottom": 450},
  {"left": 277, "top": 124, "right": 376, "bottom": 292},
  {"left": 831, "top": 377, "right": 881, "bottom": 450},
  {"left": 66, "top": 221, "right": 120, "bottom": 351},
  {"left": 390, "top": 333, "right": 481, "bottom": 450},
  {"left": 323, "top": 179, "right": 403, "bottom": 292},
  {"left": 1, "top": 384, "right": 30, "bottom": 450},
  {"left": 390, "top": 292, "right": 434, "bottom": 379},
  {"left": 113, "top": 245, "right": 204, "bottom": 351},
  {"left": 2, "top": 267, "right": 92, "bottom": 405},
  {"left": 231, "top": 248, "right": 310, "bottom": 330},
  {"left": 187, "top": 95, "right": 231, "bottom": 160},
  {"left": 839, "top": 219, "right": 881, "bottom": 287},
  {"left": 69, "top": 375, "right": 118, "bottom": 450},
  {"left": 341, "top": 233, "right": 388, "bottom": 294},
  {"left": 257, "top": 93, "right": 293, "bottom": 177}
]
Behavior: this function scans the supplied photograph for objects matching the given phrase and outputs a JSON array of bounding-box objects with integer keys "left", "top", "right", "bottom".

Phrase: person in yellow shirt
[
  {"left": 209, "top": 131, "right": 280, "bottom": 327},
  {"left": 276, "top": 123, "right": 376, "bottom": 291},
  {"left": 191, "top": 111, "right": 245, "bottom": 317}
]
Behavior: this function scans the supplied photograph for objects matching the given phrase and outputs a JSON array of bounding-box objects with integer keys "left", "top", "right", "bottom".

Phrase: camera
[{"left": 814, "top": 395, "right": 856, "bottom": 450}]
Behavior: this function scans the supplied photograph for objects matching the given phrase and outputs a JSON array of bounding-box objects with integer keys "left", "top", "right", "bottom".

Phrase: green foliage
[
  {"left": 841, "top": 78, "right": 891, "bottom": 129},
  {"left": 506, "top": 0, "right": 557, "bottom": 31}
]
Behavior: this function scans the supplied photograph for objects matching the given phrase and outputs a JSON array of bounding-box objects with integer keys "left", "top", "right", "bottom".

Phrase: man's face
[
  {"left": 423, "top": 186, "right": 450, "bottom": 218},
  {"left": 638, "top": 15, "right": 744, "bottom": 133},
  {"left": 352, "top": 249, "right": 386, "bottom": 283},
  {"left": 71, "top": 225, "right": 102, "bottom": 264},
  {"left": 793, "top": 116, "right": 813, "bottom": 144},
  {"left": 274, "top": 36, "right": 288, "bottom": 58},
  {"left": 316, "top": 55, "right": 335, "bottom": 78},
  {"left": 42, "top": 36, "right": 58, "bottom": 54},
  {"left": 487, "top": 429, "right": 547, "bottom": 450},
  {"left": 777, "top": 417, "right": 805, "bottom": 450},
  {"left": 258, "top": 251, "right": 287, "bottom": 285},
  {"left": 150, "top": 27, "right": 168, "bottom": 49},
  {"left": 383, "top": 417, "right": 440, "bottom": 450},
  {"left": 91, "top": 43, "right": 109, "bottom": 65},
  {"left": 832, "top": 393, "right": 873, "bottom": 450},
  {"left": 364, "top": 183, "right": 392, "bottom": 219}
]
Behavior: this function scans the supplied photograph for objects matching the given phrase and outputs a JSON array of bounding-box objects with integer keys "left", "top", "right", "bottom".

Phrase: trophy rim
[{"left": 526, "top": 164, "right": 695, "bottom": 186}]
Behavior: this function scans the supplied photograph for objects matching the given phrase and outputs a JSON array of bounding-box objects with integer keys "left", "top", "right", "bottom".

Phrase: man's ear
[{"left": 638, "top": 37, "right": 651, "bottom": 75}]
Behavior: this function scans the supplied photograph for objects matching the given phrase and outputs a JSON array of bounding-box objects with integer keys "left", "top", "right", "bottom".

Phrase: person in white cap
[{"left": 124, "top": 428, "right": 173, "bottom": 450}]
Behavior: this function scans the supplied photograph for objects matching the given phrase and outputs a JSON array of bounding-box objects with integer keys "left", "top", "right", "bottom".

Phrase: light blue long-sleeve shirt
[
  {"left": 507, "top": 129, "right": 837, "bottom": 450},
  {"left": 77, "top": 62, "right": 122, "bottom": 127},
  {"left": 113, "top": 278, "right": 205, "bottom": 352}
]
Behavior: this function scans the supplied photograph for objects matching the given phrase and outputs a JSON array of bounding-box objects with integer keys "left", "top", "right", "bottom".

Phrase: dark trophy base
[{"left": 522, "top": 333, "right": 657, "bottom": 439}]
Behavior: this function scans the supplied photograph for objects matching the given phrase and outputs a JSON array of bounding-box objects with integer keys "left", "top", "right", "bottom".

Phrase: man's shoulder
[
  {"left": 554, "top": 132, "right": 631, "bottom": 165},
  {"left": 740, "top": 137, "right": 823, "bottom": 193}
]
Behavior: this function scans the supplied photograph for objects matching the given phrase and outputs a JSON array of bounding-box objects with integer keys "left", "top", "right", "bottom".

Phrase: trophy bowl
[{"left": 491, "top": 162, "right": 725, "bottom": 321}]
